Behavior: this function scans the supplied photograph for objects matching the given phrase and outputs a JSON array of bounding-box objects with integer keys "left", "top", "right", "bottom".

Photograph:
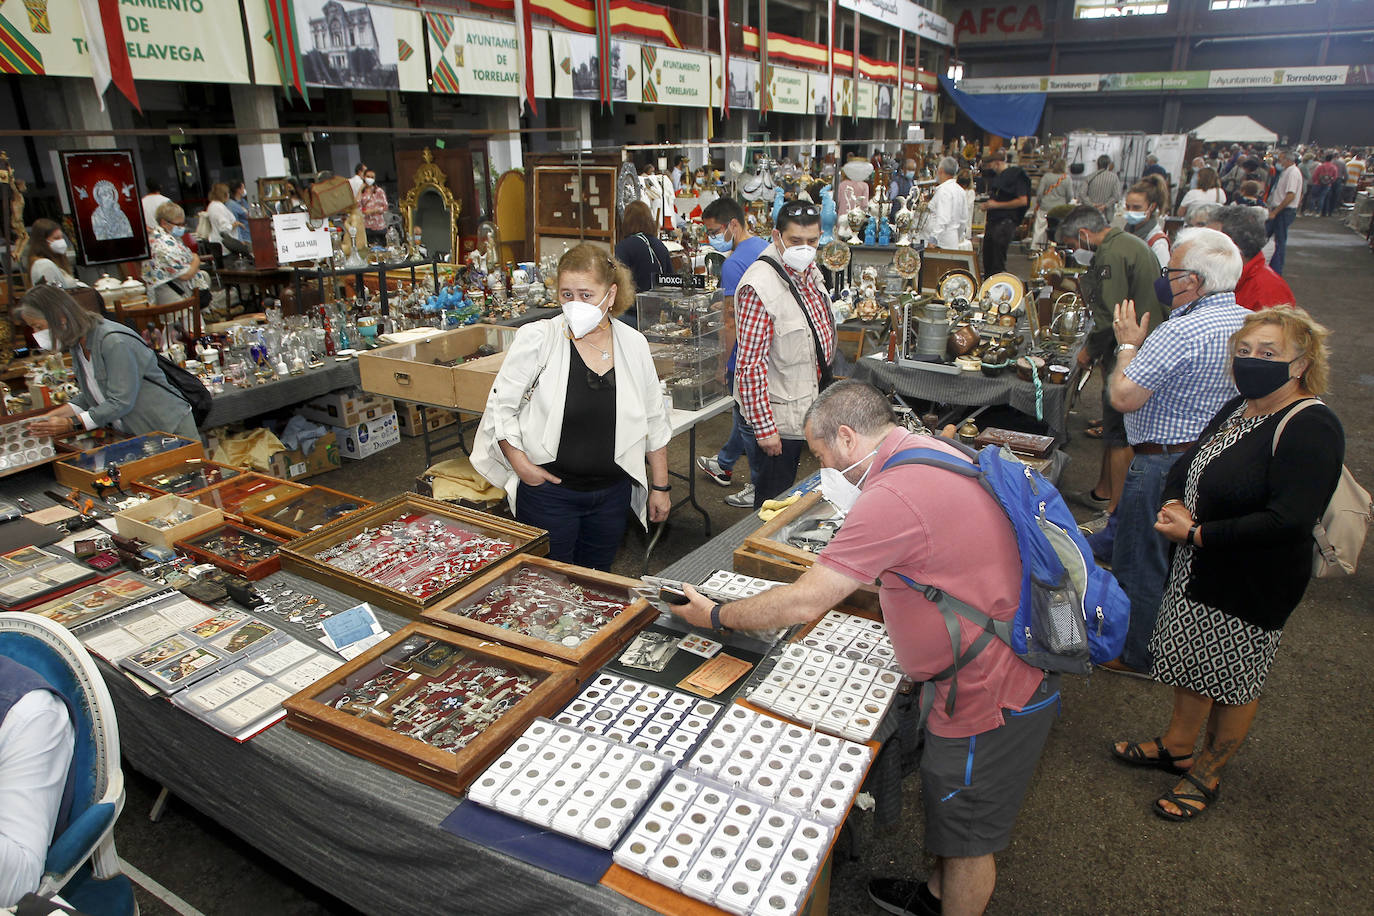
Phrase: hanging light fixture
[{"left": 946, "top": 58, "right": 965, "bottom": 83}]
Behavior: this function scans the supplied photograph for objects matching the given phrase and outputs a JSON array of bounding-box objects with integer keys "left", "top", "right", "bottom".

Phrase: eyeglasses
[
  {"left": 778, "top": 203, "right": 820, "bottom": 218},
  {"left": 1159, "top": 267, "right": 1195, "bottom": 280}
]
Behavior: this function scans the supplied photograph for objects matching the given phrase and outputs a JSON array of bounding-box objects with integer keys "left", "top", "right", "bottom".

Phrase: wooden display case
[
  {"left": 174, "top": 521, "right": 285, "bottom": 581},
  {"left": 733, "top": 492, "right": 880, "bottom": 613},
  {"left": 241, "top": 485, "right": 374, "bottom": 540},
  {"left": 53, "top": 432, "right": 204, "bottom": 494},
  {"left": 282, "top": 623, "right": 579, "bottom": 796},
  {"left": 422, "top": 555, "right": 656, "bottom": 669},
  {"left": 114, "top": 495, "right": 224, "bottom": 550},
  {"left": 194, "top": 473, "right": 311, "bottom": 520},
  {"left": 526, "top": 151, "right": 621, "bottom": 262},
  {"left": 131, "top": 459, "right": 244, "bottom": 497},
  {"left": 278, "top": 494, "right": 548, "bottom": 618}
]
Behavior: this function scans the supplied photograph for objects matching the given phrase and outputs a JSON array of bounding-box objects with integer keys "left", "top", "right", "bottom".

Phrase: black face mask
[{"left": 1232, "top": 356, "right": 1296, "bottom": 399}]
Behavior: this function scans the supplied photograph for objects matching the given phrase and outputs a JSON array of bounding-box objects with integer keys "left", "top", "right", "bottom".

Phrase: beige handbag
[{"left": 1273, "top": 400, "right": 1372, "bottom": 577}]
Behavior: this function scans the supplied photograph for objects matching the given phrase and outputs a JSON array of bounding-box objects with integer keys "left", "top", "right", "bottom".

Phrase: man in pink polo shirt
[{"left": 674, "top": 381, "right": 1059, "bottom": 916}]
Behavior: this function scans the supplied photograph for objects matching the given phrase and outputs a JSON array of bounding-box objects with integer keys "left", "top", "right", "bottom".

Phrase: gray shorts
[{"left": 920, "top": 675, "right": 1060, "bottom": 858}]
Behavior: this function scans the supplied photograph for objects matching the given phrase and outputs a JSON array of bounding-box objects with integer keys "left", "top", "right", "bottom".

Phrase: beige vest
[{"left": 733, "top": 249, "right": 831, "bottom": 439}]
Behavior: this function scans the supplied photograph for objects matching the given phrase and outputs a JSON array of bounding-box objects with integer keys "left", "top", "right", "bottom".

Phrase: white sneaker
[
  {"left": 724, "top": 484, "right": 755, "bottom": 508},
  {"left": 696, "top": 455, "right": 734, "bottom": 487}
]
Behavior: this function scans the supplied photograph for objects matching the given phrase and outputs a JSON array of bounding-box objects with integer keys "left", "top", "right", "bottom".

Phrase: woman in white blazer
[{"left": 473, "top": 244, "right": 672, "bottom": 571}]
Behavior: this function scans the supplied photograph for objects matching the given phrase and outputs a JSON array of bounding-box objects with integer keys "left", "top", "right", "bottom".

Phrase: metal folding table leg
[{"left": 643, "top": 423, "right": 713, "bottom": 575}]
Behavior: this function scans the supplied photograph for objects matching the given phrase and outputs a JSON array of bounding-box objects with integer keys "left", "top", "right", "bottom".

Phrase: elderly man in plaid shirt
[
  {"left": 733, "top": 200, "right": 837, "bottom": 508},
  {"left": 1104, "top": 227, "right": 1250, "bottom": 676}
]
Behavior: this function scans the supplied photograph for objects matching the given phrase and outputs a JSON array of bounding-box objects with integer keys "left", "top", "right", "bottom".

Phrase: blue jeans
[
  {"left": 1111, "top": 452, "right": 1183, "bottom": 671},
  {"left": 736, "top": 408, "right": 805, "bottom": 509},
  {"left": 1266, "top": 207, "right": 1297, "bottom": 275},
  {"left": 516, "top": 477, "right": 632, "bottom": 571},
  {"left": 716, "top": 411, "right": 749, "bottom": 472},
  {"left": 1317, "top": 184, "right": 1336, "bottom": 217}
]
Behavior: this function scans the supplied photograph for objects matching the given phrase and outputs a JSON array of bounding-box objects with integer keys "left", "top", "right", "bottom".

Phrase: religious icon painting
[{"left": 58, "top": 149, "right": 149, "bottom": 265}]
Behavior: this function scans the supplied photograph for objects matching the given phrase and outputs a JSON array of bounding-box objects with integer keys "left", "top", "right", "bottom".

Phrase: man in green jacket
[{"left": 1057, "top": 205, "right": 1167, "bottom": 557}]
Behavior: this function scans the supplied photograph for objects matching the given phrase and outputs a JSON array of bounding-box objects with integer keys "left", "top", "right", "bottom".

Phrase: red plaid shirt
[{"left": 735, "top": 260, "right": 836, "bottom": 439}]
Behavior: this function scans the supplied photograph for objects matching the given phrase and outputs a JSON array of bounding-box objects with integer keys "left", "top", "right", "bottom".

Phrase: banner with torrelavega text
[{"left": 0, "top": 0, "right": 249, "bottom": 82}]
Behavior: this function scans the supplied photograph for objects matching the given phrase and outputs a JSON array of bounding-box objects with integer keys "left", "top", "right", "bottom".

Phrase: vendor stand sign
[
  {"left": 272, "top": 213, "right": 331, "bottom": 265},
  {"left": 766, "top": 65, "right": 809, "bottom": 114},
  {"left": 641, "top": 46, "right": 709, "bottom": 107},
  {"left": 58, "top": 151, "right": 147, "bottom": 266},
  {"left": 0, "top": 0, "right": 249, "bottom": 83}
]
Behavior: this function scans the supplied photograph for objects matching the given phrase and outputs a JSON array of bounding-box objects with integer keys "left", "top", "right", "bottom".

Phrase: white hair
[
  {"left": 1173, "top": 227, "right": 1243, "bottom": 294},
  {"left": 938, "top": 156, "right": 960, "bottom": 178}
]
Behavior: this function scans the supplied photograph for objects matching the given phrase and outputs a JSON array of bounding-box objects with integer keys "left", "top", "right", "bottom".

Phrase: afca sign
[{"left": 954, "top": 2, "right": 1045, "bottom": 43}]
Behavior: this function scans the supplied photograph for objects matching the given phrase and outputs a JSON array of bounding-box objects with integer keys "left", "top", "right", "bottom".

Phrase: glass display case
[
  {"left": 422, "top": 555, "right": 655, "bottom": 667},
  {"left": 195, "top": 473, "right": 311, "bottom": 519},
  {"left": 282, "top": 623, "right": 578, "bottom": 796},
  {"left": 54, "top": 432, "right": 204, "bottom": 494},
  {"left": 132, "top": 460, "right": 244, "bottom": 497},
  {"left": 175, "top": 521, "right": 287, "bottom": 581},
  {"left": 635, "top": 289, "right": 728, "bottom": 411},
  {"left": 241, "top": 486, "right": 374, "bottom": 539},
  {"left": 278, "top": 494, "right": 547, "bottom": 617}
]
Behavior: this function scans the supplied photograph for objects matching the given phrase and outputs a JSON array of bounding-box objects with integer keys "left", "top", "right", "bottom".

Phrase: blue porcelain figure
[
  {"left": 864, "top": 216, "right": 877, "bottom": 246},
  {"left": 820, "top": 186, "right": 837, "bottom": 244},
  {"left": 878, "top": 216, "right": 892, "bottom": 246}
]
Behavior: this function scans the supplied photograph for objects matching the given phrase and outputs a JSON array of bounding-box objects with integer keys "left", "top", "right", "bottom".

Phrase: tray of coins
[
  {"left": 0, "top": 409, "right": 60, "bottom": 479},
  {"left": 282, "top": 622, "right": 578, "bottom": 795},
  {"left": 174, "top": 521, "right": 287, "bottom": 581},
  {"left": 278, "top": 494, "right": 547, "bottom": 618},
  {"left": 241, "top": 485, "right": 374, "bottom": 539},
  {"left": 422, "top": 555, "right": 655, "bottom": 668},
  {"left": 54, "top": 432, "right": 204, "bottom": 494},
  {"left": 132, "top": 460, "right": 244, "bottom": 497},
  {"left": 194, "top": 473, "right": 311, "bottom": 519}
]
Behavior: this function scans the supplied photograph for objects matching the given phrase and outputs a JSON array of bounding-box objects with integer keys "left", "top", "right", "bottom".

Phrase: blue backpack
[{"left": 882, "top": 441, "right": 1129, "bottom": 724}]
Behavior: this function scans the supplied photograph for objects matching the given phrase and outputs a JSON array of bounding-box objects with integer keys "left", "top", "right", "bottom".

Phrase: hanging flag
[
  {"left": 424, "top": 11, "right": 457, "bottom": 50},
  {"left": 266, "top": 0, "right": 308, "bottom": 107},
  {"left": 514, "top": 0, "right": 538, "bottom": 114},
  {"left": 759, "top": 0, "right": 768, "bottom": 115},
  {"left": 826, "top": 0, "right": 835, "bottom": 125},
  {"left": 76, "top": 0, "right": 139, "bottom": 112},
  {"left": 894, "top": 30, "right": 904, "bottom": 125},
  {"left": 718, "top": 0, "right": 729, "bottom": 118},
  {"left": 595, "top": 0, "right": 613, "bottom": 111},
  {"left": 0, "top": 12, "right": 45, "bottom": 75}
]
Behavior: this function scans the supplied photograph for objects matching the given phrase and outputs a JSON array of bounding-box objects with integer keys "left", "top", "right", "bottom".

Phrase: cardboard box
[
  {"left": 267, "top": 431, "right": 341, "bottom": 481},
  {"left": 297, "top": 390, "right": 395, "bottom": 429},
  {"left": 395, "top": 403, "right": 459, "bottom": 438},
  {"left": 339, "top": 411, "right": 400, "bottom": 460},
  {"left": 115, "top": 495, "right": 224, "bottom": 549},
  {"left": 357, "top": 325, "right": 518, "bottom": 413}
]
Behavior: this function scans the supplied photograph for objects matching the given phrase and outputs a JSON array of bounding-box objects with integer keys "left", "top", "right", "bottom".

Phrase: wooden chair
[{"left": 112, "top": 293, "right": 202, "bottom": 346}]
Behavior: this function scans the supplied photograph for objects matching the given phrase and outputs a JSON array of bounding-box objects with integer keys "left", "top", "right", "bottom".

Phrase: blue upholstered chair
[{"left": 0, "top": 612, "right": 135, "bottom": 916}]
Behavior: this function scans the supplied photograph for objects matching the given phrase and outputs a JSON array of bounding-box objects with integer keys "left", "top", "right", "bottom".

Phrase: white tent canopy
[{"left": 1189, "top": 115, "right": 1279, "bottom": 144}]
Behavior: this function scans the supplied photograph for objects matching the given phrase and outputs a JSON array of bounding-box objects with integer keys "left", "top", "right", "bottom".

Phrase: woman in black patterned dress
[{"left": 1110, "top": 306, "right": 1344, "bottom": 820}]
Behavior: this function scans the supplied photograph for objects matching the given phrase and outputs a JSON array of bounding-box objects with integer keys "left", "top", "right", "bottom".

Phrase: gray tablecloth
[
  {"left": 0, "top": 467, "right": 649, "bottom": 915},
  {"left": 850, "top": 356, "right": 1075, "bottom": 438},
  {"left": 203, "top": 358, "right": 362, "bottom": 428}
]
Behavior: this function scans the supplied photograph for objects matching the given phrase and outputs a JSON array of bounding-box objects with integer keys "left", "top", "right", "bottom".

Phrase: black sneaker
[{"left": 868, "top": 877, "right": 940, "bottom": 916}]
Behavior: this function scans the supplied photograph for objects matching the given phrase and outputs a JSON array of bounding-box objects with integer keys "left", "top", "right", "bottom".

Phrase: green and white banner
[
  {"left": 641, "top": 45, "right": 709, "bottom": 107},
  {"left": 766, "top": 65, "right": 809, "bottom": 114},
  {"left": 959, "top": 66, "right": 1359, "bottom": 95}
]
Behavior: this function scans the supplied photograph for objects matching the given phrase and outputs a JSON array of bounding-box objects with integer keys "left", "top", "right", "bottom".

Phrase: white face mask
[
  {"left": 49, "top": 238, "right": 68, "bottom": 255},
  {"left": 562, "top": 288, "right": 613, "bottom": 339},
  {"left": 819, "top": 447, "right": 878, "bottom": 515},
  {"left": 781, "top": 244, "right": 817, "bottom": 272},
  {"left": 364, "top": 177, "right": 375, "bottom": 186},
  {"left": 32, "top": 328, "right": 53, "bottom": 351}
]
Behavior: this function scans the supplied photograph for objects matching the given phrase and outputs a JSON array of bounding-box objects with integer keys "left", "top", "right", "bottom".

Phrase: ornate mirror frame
[{"left": 401, "top": 148, "right": 460, "bottom": 261}]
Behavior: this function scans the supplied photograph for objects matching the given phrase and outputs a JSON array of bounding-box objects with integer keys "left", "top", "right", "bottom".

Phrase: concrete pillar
[
  {"left": 230, "top": 85, "right": 289, "bottom": 194},
  {"left": 62, "top": 82, "right": 116, "bottom": 149},
  {"left": 486, "top": 98, "right": 524, "bottom": 175}
]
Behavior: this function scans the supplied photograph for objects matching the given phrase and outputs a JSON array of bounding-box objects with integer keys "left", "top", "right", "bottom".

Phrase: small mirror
[{"left": 416, "top": 189, "right": 451, "bottom": 258}]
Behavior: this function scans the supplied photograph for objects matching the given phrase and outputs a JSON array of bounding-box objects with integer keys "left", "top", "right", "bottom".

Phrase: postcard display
[
  {"left": 0, "top": 546, "right": 99, "bottom": 610},
  {"left": 73, "top": 591, "right": 340, "bottom": 738}
]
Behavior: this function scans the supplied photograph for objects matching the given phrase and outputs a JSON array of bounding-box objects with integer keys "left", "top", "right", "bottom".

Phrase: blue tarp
[{"left": 940, "top": 75, "right": 1047, "bottom": 139}]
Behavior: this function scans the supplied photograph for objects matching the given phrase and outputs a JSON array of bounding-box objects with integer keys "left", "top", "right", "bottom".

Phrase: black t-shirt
[
  {"left": 542, "top": 340, "right": 627, "bottom": 491},
  {"left": 987, "top": 165, "right": 1033, "bottom": 224},
  {"left": 614, "top": 233, "right": 673, "bottom": 294}
]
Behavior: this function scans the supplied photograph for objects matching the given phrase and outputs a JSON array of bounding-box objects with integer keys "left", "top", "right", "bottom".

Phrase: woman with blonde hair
[
  {"left": 472, "top": 243, "right": 672, "bottom": 570},
  {"left": 1111, "top": 306, "right": 1344, "bottom": 821}
]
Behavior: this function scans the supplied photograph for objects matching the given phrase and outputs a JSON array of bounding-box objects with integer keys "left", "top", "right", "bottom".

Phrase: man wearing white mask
[
  {"left": 732, "top": 200, "right": 837, "bottom": 508},
  {"left": 348, "top": 162, "right": 368, "bottom": 201},
  {"left": 919, "top": 157, "right": 971, "bottom": 250},
  {"left": 669, "top": 380, "right": 1059, "bottom": 916},
  {"left": 472, "top": 244, "right": 671, "bottom": 571}
]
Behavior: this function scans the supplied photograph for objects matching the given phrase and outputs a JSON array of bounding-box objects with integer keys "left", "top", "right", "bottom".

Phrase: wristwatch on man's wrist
[{"left": 709, "top": 602, "right": 731, "bottom": 632}]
